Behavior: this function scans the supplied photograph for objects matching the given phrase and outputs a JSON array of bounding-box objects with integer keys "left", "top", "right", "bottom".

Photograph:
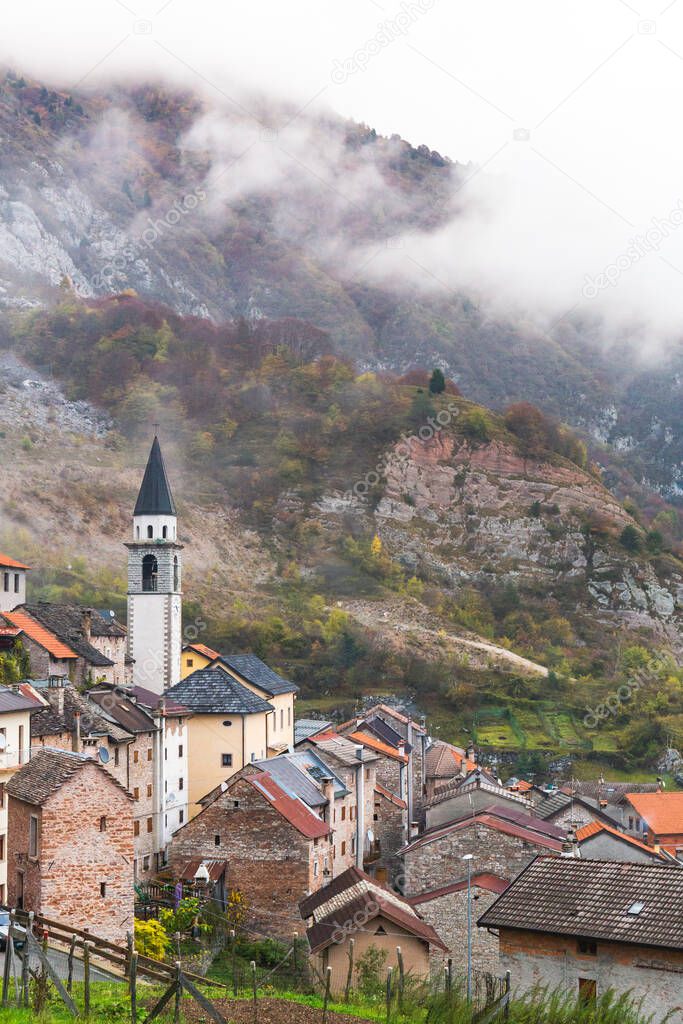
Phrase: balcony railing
[{"left": 0, "top": 749, "right": 32, "bottom": 772}]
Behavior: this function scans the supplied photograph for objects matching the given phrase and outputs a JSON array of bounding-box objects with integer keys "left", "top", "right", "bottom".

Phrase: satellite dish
[
  {"left": 98, "top": 746, "right": 110, "bottom": 764},
  {"left": 166, "top": 793, "right": 176, "bottom": 806}
]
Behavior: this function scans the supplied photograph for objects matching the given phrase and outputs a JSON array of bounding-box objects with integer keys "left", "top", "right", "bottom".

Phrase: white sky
[{"left": 6, "top": 0, "right": 683, "bottom": 342}]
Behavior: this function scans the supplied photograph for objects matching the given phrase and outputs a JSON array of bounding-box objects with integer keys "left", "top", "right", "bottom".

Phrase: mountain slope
[
  {"left": 3, "top": 297, "right": 683, "bottom": 773},
  {"left": 1, "top": 71, "right": 683, "bottom": 502}
]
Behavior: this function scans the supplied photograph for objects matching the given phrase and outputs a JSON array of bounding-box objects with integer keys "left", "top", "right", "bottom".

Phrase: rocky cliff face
[{"left": 319, "top": 432, "right": 683, "bottom": 652}]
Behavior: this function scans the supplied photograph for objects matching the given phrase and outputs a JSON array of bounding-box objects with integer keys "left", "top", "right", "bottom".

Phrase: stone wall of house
[
  {"left": 402, "top": 823, "right": 556, "bottom": 896},
  {"left": 373, "top": 793, "right": 406, "bottom": 883},
  {"left": 500, "top": 928, "right": 683, "bottom": 1022},
  {"left": 169, "top": 775, "right": 332, "bottom": 937},
  {"left": 415, "top": 888, "right": 501, "bottom": 978},
  {"left": 548, "top": 804, "right": 597, "bottom": 833},
  {"left": 7, "top": 763, "right": 134, "bottom": 943},
  {"left": 126, "top": 732, "right": 158, "bottom": 879}
]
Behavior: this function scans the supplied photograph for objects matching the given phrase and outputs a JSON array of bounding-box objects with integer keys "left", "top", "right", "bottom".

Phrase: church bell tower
[{"left": 126, "top": 436, "right": 182, "bottom": 693}]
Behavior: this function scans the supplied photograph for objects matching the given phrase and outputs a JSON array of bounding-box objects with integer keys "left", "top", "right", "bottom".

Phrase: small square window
[
  {"left": 134, "top": 787, "right": 140, "bottom": 801},
  {"left": 178, "top": 744, "right": 183, "bottom": 757},
  {"left": 134, "top": 821, "right": 140, "bottom": 837},
  {"left": 143, "top": 855, "right": 150, "bottom": 870},
  {"left": 179, "top": 810, "right": 184, "bottom": 823},
  {"left": 147, "top": 749, "right": 153, "bottom": 761},
  {"left": 99, "top": 816, "right": 107, "bottom": 832},
  {"left": 214, "top": 834, "right": 221, "bottom": 846},
  {"left": 133, "top": 750, "right": 139, "bottom": 764},
  {"left": 222, "top": 753, "right": 233, "bottom": 767},
  {"left": 100, "top": 882, "right": 107, "bottom": 898},
  {"left": 147, "top": 784, "right": 153, "bottom": 798},
  {"left": 187, "top": 659, "right": 194, "bottom": 667},
  {"left": 146, "top": 818, "right": 153, "bottom": 834}
]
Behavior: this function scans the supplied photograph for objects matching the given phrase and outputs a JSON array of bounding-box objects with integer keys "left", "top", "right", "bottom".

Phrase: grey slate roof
[
  {"left": 255, "top": 751, "right": 347, "bottom": 808},
  {"left": 134, "top": 436, "right": 176, "bottom": 516},
  {"left": 294, "top": 719, "right": 333, "bottom": 744},
  {"left": 165, "top": 668, "right": 272, "bottom": 715},
  {"left": 31, "top": 686, "right": 132, "bottom": 743},
  {"left": 536, "top": 790, "right": 621, "bottom": 826},
  {"left": 220, "top": 654, "right": 298, "bottom": 696},
  {"left": 88, "top": 687, "right": 158, "bottom": 735},
  {"left": 478, "top": 856, "right": 683, "bottom": 951},
  {"left": 0, "top": 687, "right": 42, "bottom": 714},
  {"left": 7, "top": 746, "right": 132, "bottom": 806},
  {"left": 19, "top": 603, "right": 119, "bottom": 665}
]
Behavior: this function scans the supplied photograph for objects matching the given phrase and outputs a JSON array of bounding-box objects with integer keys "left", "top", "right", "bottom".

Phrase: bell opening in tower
[{"left": 142, "top": 553, "right": 159, "bottom": 592}]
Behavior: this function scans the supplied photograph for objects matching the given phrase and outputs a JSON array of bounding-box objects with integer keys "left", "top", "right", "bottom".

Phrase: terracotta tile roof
[
  {"left": 575, "top": 820, "right": 668, "bottom": 859},
  {"left": 400, "top": 809, "right": 565, "bottom": 856},
  {"left": 509, "top": 779, "right": 533, "bottom": 793},
  {"left": 348, "top": 731, "right": 409, "bottom": 763},
  {"left": 184, "top": 642, "right": 221, "bottom": 660},
  {"left": 176, "top": 859, "right": 228, "bottom": 883},
  {"left": 407, "top": 873, "right": 509, "bottom": 905},
  {"left": 300, "top": 866, "right": 446, "bottom": 953},
  {"left": 246, "top": 770, "right": 330, "bottom": 839},
  {"left": 0, "top": 627, "right": 22, "bottom": 637},
  {"left": 425, "top": 741, "right": 476, "bottom": 779},
  {"left": 0, "top": 552, "right": 30, "bottom": 570},
  {"left": 375, "top": 782, "right": 407, "bottom": 809},
  {"left": 478, "top": 856, "right": 683, "bottom": 951},
  {"left": 624, "top": 792, "right": 683, "bottom": 837},
  {"left": 3, "top": 611, "right": 77, "bottom": 660},
  {"left": 7, "top": 746, "right": 132, "bottom": 806}
]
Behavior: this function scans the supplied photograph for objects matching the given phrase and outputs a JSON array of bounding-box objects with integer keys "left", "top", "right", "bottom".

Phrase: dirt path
[
  {"left": 183, "top": 996, "right": 374, "bottom": 1024},
  {"left": 340, "top": 598, "right": 548, "bottom": 677}
]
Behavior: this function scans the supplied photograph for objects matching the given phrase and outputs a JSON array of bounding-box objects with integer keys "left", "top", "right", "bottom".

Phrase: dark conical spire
[{"left": 134, "top": 436, "right": 176, "bottom": 516}]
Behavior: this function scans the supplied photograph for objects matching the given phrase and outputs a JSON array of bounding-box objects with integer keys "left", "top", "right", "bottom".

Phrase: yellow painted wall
[
  {"left": 186, "top": 711, "right": 269, "bottom": 817},
  {"left": 180, "top": 647, "right": 213, "bottom": 679},
  {"left": 319, "top": 919, "right": 430, "bottom": 993}
]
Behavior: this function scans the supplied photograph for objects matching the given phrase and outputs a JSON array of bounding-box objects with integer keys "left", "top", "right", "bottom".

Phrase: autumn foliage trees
[{"left": 504, "top": 401, "right": 587, "bottom": 469}]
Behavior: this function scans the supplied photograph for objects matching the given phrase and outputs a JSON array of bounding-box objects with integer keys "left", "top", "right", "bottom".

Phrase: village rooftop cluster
[{"left": 0, "top": 438, "right": 681, "bottom": 1016}]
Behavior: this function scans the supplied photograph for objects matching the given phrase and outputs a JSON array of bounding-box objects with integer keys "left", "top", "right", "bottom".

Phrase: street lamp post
[{"left": 463, "top": 853, "right": 474, "bottom": 1001}]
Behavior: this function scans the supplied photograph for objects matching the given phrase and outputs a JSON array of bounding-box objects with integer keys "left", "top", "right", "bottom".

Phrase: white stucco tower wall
[{"left": 126, "top": 437, "right": 183, "bottom": 694}]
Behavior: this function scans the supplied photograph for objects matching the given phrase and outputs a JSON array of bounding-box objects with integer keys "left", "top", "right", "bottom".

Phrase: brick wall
[
  {"left": 500, "top": 928, "right": 683, "bottom": 1022},
  {"left": 402, "top": 822, "right": 557, "bottom": 896},
  {"left": 7, "top": 762, "right": 134, "bottom": 943},
  {"left": 169, "top": 774, "right": 332, "bottom": 938}
]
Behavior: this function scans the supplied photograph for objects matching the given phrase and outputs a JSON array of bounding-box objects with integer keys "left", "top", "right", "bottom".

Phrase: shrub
[
  {"left": 619, "top": 525, "right": 641, "bottom": 552},
  {"left": 134, "top": 918, "right": 170, "bottom": 960},
  {"left": 428, "top": 368, "right": 445, "bottom": 394},
  {"left": 461, "top": 409, "right": 492, "bottom": 442}
]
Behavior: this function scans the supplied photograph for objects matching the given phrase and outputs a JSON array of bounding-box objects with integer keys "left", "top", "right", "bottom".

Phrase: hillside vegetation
[
  {"left": 0, "top": 71, "right": 682, "bottom": 503},
  {"left": 2, "top": 295, "right": 683, "bottom": 776}
]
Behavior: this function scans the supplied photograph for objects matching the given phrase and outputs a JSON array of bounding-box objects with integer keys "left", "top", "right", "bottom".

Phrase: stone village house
[
  {"left": 169, "top": 764, "right": 332, "bottom": 937},
  {"left": 478, "top": 856, "right": 683, "bottom": 1020},
  {"left": 6, "top": 747, "right": 134, "bottom": 943},
  {"left": 299, "top": 865, "right": 447, "bottom": 994}
]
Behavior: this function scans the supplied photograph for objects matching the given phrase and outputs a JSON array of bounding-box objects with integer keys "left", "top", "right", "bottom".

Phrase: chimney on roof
[
  {"left": 73, "top": 711, "right": 81, "bottom": 753},
  {"left": 466, "top": 743, "right": 476, "bottom": 763},
  {"left": 355, "top": 744, "right": 364, "bottom": 761},
  {"left": 82, "top": 608, "right": 93, "bottom": 641},
  {"left": 561, "top": 828, "right": 581, "bottom": 858},
  {"left": 409, "top": 820, "right": 419, "bottom": 839},
  {"left": 321, "top": 777, "right": 335, "bottom": 820},
  {"left": 54, "top": 681, "right": 65, "bottom": 718}
]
